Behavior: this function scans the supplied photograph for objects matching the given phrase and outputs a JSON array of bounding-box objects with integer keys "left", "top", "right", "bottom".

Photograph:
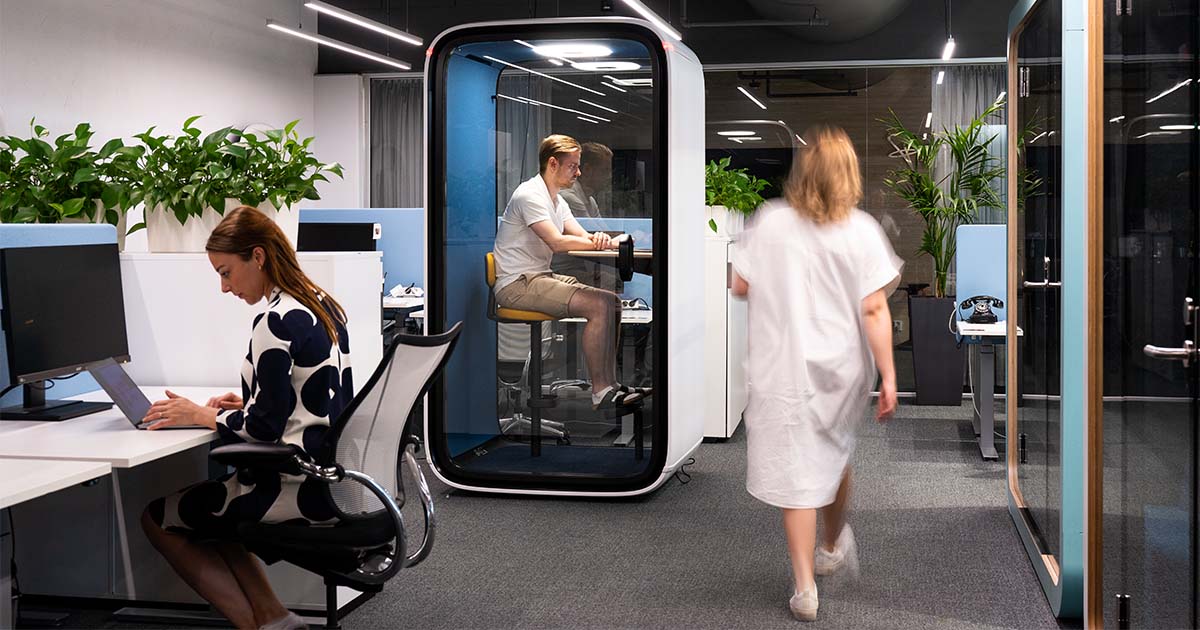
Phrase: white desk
[
  {"left": 1, "top": 458, "right": 113, "bottom": 629},
  {"left": 0, "top": 458, "right": 112, "bottom": 509},
  {"left": 0, "top": 387, "right": 223, "bottom": 468},
  {"left": 3, "top": 385, "right": 361, "bottom": 615},
  {"left": 956, "top": 322, "right": 1023, "bottom": 461}
]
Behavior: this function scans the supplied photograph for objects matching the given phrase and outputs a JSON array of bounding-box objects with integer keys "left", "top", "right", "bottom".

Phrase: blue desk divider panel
[
  {"left": 955, "top": 224, "right": 1007, "bottom": 323},
  {"left": 299, "top": 208, "right": 424, "bottom": 290},
  {"left": 0, "top": 224, "right": 117, "bottom": 408}
]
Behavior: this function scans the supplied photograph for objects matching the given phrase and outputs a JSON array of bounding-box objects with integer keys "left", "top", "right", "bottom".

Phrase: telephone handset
[{"left": 960, "top": 295, "right": 1004, "bottom": 324}]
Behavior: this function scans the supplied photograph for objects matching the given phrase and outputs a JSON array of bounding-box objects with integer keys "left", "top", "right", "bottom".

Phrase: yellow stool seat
[
  {"left": 495, "top": 307, "right": 556, "bottom": 322},
  {"left": 485, "top": 251, "right": 558, "bottom": 323}
]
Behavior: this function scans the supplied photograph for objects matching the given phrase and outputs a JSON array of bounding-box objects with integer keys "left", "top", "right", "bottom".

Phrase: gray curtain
[
  {"left": 370, "top": 77, "right": 424, "bottom": 208},
  {"left": 496, "top": 74, "right": 552, "bottom": 216},
  {"left": 931, "top": 65, "right": 1007, "bottom": 224}
]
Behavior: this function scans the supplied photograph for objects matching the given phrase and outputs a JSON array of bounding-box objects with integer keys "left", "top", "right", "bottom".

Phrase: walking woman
[
  {"left": 731, "top": 126, "right": 901, "bottom": 621},
  {"left": 139, "top": 206, "right": 353, "bottom": 630}
]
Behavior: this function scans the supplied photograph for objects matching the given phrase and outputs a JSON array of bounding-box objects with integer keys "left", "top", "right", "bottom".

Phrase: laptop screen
[{"left": 87, "top": 358, "right": 150, "bottom": 425}]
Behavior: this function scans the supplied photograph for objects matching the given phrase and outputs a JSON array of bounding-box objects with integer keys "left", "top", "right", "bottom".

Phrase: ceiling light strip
[
  {"left": 936, "top": 70, "right": 945, "bottom": 85},
  {"left": 620, "top": 0, "right": 683, "bottom": 41},
  {"left": 1146, "top": 78, "right": 1192, "bottom": 104},
  {"left": 579, "top": 98, "right": 619, "bottom": 114},
  {"left": 510, "top": 95, "right": 612, "bottom": 123},
  {"left": 924, "top": 112, "right": 933, "bottom": 128},
  {"left": 602, "top": 81, "right": 627, "bottom": 93},
  {"left": 736, "top": 86, "right": 767, "bottom": 110},
  {"left": 266, "top": 20, "right": 411, "bottom": 70},
  {"left": 304, "top": 0, "right": 422, "bottom": 46},
  {"left": 577, "top": 116, "right": 600, "bottom": 124},
  {"left": 482, "top": 55, "right": 605, "bottom": 97}
]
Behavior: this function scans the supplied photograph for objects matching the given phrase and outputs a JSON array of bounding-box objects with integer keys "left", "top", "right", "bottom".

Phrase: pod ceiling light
[
  {"left": 532, "top": 42, "right": 613, "bottom": 58},
  {"left": 572, "top": 61, "right": 641, "bottom": 72}
]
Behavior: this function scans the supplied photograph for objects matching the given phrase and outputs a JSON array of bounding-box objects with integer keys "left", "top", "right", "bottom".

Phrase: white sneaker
[
  {"left": 789, "top": 587, "right": 819, "bottom": 621},
  {"left": 815, "top": 524, "right": 859, "bottom": 579}
]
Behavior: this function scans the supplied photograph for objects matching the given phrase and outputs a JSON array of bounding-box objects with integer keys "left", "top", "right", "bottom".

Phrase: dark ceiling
[{"left": 312, "top": 0, "right": 1015, "bottom": 74}]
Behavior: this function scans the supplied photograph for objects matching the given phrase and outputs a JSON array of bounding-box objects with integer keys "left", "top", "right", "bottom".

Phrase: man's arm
[
  {"left": 531, "top": 220, "right": 612, "bottom": 252},
  {"left": 563, "top": 218, "right": 614, "bottom": 250}
]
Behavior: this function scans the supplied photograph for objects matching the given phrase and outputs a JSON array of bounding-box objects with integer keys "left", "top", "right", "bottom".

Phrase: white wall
[
  {"left": 313, "top": 75, "right": 368, "bottom": 208},
  {"left": 0, "top": 0, "right": 318, "bottom": 142}
]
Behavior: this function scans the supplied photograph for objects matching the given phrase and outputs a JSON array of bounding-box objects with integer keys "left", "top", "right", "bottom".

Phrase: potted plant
[
  {"left": 705, "top": 156, "right": 769, "bottom": 237},
  {"left": 0, "top": 120, "right": 146, "bottom": 249},
  {"left": 135, "top": 116, "right": 342, "bottom": 252},
  {"left": 882, "top": 100, "right": 1005, "bottom": 405}
]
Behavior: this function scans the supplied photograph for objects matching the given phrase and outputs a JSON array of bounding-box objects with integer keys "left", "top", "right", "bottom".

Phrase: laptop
[{"left": 87, "top": 358, "right": 196, "bottom": 430}]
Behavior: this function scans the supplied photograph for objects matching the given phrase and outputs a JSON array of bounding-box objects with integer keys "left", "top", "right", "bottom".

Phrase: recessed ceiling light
[
  {"left": 532, "top": 43, "right": 612, "bottom": 58},
  {"left": 718, "top": 131, "right": 756, "bottom": 136},
  {"left": 606, "top": 77, "right": 652, "bottom": 87},
  {"left": 571, "top": 61, "right": 641, "bottom": 72}
]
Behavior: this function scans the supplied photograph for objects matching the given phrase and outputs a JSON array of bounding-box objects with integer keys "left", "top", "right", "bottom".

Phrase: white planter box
[
  {"left": 703, "top": 234, "right": 748, "bottom": 439},
  {"left": 145, "top": 200, "right": 298, "bottom": 253},
  {"left": 706, "top": 205, "right": 745, "bottom": 238}
]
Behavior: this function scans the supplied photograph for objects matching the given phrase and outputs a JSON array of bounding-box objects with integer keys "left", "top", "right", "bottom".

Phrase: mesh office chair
[{"left": 209, "top": 323, "right": 462, "bottom": 629}]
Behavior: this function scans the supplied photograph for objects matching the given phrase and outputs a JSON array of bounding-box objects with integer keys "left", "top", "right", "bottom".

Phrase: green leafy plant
[
  {"left": 705, "top": 156, "right": 769, "bottom": 233},
  {"left": 225, "top": 120, "right": 344, "bottom": 210},
  {"left": 882, "top": 100, "right": 1006, "bottom": 297},
  {"left": 0, "top": 120, "right": 142, "bottom": 225},
  {"left": 133, "top": 117, "right": 342, "bottom": 231}
]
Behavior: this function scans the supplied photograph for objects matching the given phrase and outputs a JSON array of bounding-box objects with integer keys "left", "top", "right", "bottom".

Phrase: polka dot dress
[{"left": 148, "top": 288, "right": 353, "bottom": 537}]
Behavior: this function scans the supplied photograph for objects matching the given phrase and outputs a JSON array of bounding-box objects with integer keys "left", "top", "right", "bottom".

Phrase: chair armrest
[{"left": 210, "top": 443, "right": 306, "bottom": 475}]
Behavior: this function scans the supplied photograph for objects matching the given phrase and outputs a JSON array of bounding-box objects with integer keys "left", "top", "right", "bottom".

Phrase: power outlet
[{"left": 893, "top": 319, "right": 903, "bottom": 333}]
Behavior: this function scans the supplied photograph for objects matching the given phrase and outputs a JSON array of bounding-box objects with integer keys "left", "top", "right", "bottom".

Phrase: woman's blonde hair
[{"left": 784, "top": 126, "right": 862, "bottom": 224}]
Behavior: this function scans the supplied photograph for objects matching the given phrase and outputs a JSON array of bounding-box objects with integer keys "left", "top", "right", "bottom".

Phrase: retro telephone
[{"left": 959, "top": 295, "right": 1004, "bottom": 324}]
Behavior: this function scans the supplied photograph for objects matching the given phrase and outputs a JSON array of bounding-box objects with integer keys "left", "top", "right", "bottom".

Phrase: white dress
[{"left": 731, "top": 200, "right": 902, "bottom": 509}]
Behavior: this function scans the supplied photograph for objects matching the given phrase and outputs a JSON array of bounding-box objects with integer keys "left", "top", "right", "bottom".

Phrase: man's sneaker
[
  {"left": 815, "top": 524, "right": 859, "bottom": 579},
  {"left": 789, "top": 587, "right": 819, "bottom": 622}
]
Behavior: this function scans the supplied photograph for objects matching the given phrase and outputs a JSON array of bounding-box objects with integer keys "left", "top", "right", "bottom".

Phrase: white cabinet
[{"left": 703, "top": 236, "right": 747, "bottom": 439}]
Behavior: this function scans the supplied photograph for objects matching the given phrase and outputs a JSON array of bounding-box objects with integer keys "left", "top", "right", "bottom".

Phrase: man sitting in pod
[{"left": 492, "top": 134, "right": 649, "bottom": 410}]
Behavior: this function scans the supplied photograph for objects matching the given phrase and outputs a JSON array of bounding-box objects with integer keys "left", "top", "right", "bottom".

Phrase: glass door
[
  {"left": 1012, "top": 0, "right": 1064, "bottom": 582},
  {"left": 1101, "top": 0, "right": 1199, "bottom": 626}
]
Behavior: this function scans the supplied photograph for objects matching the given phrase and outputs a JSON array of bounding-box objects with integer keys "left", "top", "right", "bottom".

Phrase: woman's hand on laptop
[
  {"left": 205, "top": 392, "right": 243, "bottom": 411},
  {"left": 142, "top": 390, "right": 218, "bottom": 430}
]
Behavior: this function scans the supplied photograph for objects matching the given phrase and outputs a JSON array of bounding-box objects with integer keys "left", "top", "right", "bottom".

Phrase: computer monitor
[
  {"left": 297, "top": 222, "right": 378, "bottom": 252},
  {"left": 0, "top": 243, "right": 127, "bottom": 420}
]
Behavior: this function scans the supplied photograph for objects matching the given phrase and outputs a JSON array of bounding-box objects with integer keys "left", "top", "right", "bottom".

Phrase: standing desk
[
  {"left": 958, "top": 322, "right": 1022, "bottom": 461},
  {"left": 0, "top": 386, "right": 366, "bottom": 619},
  {"left": 1, "top": 458, "right": 112, "bottom": 629}
]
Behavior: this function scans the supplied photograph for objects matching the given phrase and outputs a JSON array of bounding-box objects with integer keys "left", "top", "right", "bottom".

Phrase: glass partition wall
[{"left": 426, "top": 24, "right": 665, "bottom": 492}]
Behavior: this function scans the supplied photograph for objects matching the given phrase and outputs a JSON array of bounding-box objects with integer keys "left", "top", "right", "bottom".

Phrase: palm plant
[{"left": 882, "top": 100, "right": 1006, "bottom": 297}]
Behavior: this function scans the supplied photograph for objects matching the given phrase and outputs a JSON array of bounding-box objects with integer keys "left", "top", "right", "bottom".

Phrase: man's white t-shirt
[{"left": 493, "top": 175, "right": 576, "bottom": 293}]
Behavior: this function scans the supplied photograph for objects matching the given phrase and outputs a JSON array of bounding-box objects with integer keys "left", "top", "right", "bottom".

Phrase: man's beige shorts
[{"left": 494, "top": 273, "right": 582, "bottom": 319}]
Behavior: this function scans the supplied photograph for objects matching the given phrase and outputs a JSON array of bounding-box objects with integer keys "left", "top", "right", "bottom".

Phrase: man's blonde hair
[
  {"left": 539, "top": 134, "right": 581, "bottom": 174},
  {"left": 784, "top": 126, "right": 862, "bottom": 224}
]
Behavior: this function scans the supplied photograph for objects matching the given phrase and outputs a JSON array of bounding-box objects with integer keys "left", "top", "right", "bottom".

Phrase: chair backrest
[
  {"left": 485, "top": 252, "right": 497, "bottom": 288},
  {"left": 321, "top": 322, "right": 462, "bottom": 519}
]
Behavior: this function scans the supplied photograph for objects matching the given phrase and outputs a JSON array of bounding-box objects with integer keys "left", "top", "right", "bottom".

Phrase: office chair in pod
[{"left": 209, "top": 323, "right": 463, "bottom": 629}]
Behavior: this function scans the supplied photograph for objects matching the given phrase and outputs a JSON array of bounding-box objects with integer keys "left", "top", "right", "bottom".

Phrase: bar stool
[{"left": 485, "top": 252, "right": 562, "bottom": 457}]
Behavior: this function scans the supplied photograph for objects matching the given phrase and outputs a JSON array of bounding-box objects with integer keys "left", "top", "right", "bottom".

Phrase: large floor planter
[
  {"left": 146, "top": 200, "right": 296, "bottom": 252},
  {"left": 909, "top": 295, "right": 966, "bottom": 405}
]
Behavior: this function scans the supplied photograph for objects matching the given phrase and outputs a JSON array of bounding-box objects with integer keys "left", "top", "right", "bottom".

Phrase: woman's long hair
[
  {"left": 784, "top": 125, "right": 862, "bottom": 224},
  {"left": 206, "top": 206, "right": 347, "bottom": 345}
]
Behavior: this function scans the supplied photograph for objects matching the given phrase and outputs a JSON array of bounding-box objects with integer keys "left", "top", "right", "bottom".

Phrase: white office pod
[{"left": 422, "top": 17, "right": 704, "bottom": 496}]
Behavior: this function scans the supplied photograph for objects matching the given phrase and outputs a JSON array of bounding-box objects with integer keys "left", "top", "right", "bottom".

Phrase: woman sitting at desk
[{"left": 139, "top": 206, "right": 352, "bottom": 630}]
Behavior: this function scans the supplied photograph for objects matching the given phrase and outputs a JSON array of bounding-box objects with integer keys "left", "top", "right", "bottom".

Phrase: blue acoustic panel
[
  {"left": 300, "top": 208, "right": 424, "bottom": 291},
  {"left": 0, "top": 224, "right": 118, "bottom": 407},
  {"left": 955, "top": 224, "right": 1007, "bottom": 322}
]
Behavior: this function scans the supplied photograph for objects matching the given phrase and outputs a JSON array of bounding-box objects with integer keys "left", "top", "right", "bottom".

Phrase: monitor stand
[{"left": 0, "top": 382, "right": 113, "bottom": 421}]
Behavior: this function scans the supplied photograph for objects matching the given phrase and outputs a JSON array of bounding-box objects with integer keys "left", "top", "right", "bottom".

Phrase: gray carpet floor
[
  {"left": 343, "top": 400, "right": 1064, "bottom": 629},
  {"left": 60, "top": 400, "right": 1069, "bottom": 629}
]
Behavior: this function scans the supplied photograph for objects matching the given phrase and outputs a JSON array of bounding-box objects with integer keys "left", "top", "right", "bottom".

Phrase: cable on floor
[{"left": 672, "top": 457, "right": 695, "bottom": 485}]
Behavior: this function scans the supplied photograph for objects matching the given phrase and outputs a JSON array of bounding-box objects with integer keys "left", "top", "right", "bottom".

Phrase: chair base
[{"left": 500, "top": 414, "right": 570, "bottom": 443}]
